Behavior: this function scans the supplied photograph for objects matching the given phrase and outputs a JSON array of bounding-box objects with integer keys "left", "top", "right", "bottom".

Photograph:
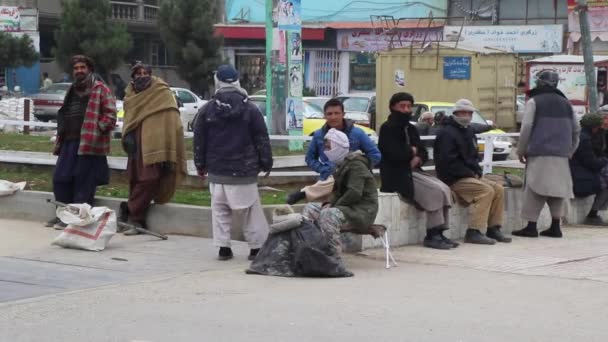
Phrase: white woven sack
[
  {"left": 52, "top": 204, "right": 117, "bottom": 251},
  {"left": 0, "top": 180, "right": 26, "bottom": 196}
]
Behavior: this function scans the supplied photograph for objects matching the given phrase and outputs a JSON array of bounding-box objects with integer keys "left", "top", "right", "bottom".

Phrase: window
[
  {"left": 177, "top": 90, "right": 196, "bottom": 103},
  {"left": 350, "top": 53, "right": 376, "bottom": 92}
]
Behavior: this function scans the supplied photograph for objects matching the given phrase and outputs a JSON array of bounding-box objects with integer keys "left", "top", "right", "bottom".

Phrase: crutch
[{"left": 46, "top": 199, "right": 168, "bottom": 240}]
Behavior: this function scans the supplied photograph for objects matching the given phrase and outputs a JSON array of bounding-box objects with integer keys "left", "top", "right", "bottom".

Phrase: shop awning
[
  {"left": 214, "top": 24, "right": 326, "bottom": 40},
  {"left": 569, "top": 32, "right": 608, "bottom": 42}
]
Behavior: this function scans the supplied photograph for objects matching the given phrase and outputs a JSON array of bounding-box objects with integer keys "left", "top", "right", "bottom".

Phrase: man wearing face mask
[
  {"left": 118, "top": 62, "right": 187, "bottom": 235},
  {"left": 302, "top": 128, "right": 379, "bottom": 255},
  {"left": 434, "top": 99, "right": 511, "bottom": 245},
  {"left": 512, "top": 70, "right": 580, "bottom": 238},
  {"left": 379, "top": 92, "right": 456, "bottom": 250},
  {"left": 45, "top": 55, "right": 117, "bottom": 230}
]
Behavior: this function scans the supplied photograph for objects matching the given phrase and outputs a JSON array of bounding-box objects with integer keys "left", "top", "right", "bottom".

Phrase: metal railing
[
  {"left": 109, "top": 0, "right": 158, "bottom": 23},
  {"left": 0, "top": 119, "right": 522, "bottom": 176}
]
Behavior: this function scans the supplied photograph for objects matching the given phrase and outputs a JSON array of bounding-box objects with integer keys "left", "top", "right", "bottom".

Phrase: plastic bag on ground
[
  {"left": 52, "top": 204, "right": 117, "bottom": 252},
  {"left": 0, "top": 180, "right": 26, "bottom": 196}
]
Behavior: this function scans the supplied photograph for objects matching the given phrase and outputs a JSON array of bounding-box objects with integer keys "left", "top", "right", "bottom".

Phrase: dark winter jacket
[
  {"left": 193, "top": 87, "right": 273, "bottom": 184},
  {"left": 570, "top": 128, "right": 608, "bottom": 198},
  {"left": 306, "top": 119, "right": 381, "bottom": 180},
  {"left": 433, "top": 116, "right": 482, "bottom": 186},
  {"left": 379, "top": 112, "right": 428, "bottom": 200},
  {"left": 331, "top": 152, "right": 379, "bottom": 233}
]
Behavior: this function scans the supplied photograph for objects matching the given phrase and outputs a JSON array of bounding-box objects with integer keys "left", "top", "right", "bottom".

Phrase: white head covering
[
  {"left": 214, "top": 73, "right": 246, "bottom": 93},
  {"left": 324, "top": 128, "right": 350, "bottom": 163},
  {"left": 453, "top": 99, "right": 476, "bottom": 113}
]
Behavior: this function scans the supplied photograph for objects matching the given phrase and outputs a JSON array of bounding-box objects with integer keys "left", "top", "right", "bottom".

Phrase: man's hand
[
  {"left": 410, "top": 156, "right": 422, "bottom": 168},
  {"left": 411, "top": 146, "right": 418, "bottom": 156},
  {"left": 519, "top": 154, "right": 527, "bottom": 164}
]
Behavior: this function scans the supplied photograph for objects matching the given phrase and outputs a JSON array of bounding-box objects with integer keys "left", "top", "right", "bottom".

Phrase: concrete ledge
[
  {"left": 0, "top": 191, "right": 302, "bottom": 242},
  {"left": 2, "top": 190, "right": 604, "bottom": 252},
  {"left": 344, "top": 189, "right": 606, "bottom": 251}
]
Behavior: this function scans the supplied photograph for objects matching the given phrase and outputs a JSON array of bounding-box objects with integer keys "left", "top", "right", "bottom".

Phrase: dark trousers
[
  {"left": 127, "top": 178, "right": 161, "bottom": 224},
  {"left": 53, "top": 140, "right": 109, "bottom": 205}
]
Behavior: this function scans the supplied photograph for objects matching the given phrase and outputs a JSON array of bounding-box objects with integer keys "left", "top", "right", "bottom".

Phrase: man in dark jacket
[
  {"left": 434, "top": 99, "right": 511, "bottom": 245},
  {"left": 302, "top": 128, "right": 379, "bottom": 255},
  {"left": 379, "top": 93, "right": 456, "bottom": 250},
  {"left": 571, "top": 114, "right": 608, "bottom": 226},
  {"left": 286, "top": 98, "right": 380, "bottom": 204},
  {"left": 193, "top": 64, "right": 273, "bottom": 261}
]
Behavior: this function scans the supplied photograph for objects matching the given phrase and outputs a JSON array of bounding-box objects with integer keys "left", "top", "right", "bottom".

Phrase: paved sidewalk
[{"left": 1, "top": 219, "right": 608, "bottom": 342}]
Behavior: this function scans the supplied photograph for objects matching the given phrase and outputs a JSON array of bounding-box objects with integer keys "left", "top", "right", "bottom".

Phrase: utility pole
[{"left": 576, "top": 0, "right": 598, "bottom": 112}]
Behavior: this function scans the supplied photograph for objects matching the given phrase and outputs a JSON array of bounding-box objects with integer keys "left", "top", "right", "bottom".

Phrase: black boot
[
  {"left": 464, "top": 229, "right": 496, "bottom": 245},
  {"left": 286, "top": 191, "right": 306, "bottom": 205},
  {"left": 584, "top": 211, "right": 608, "bottom": 226},
  {"left": 486, "top": 226, "right": 512, "bottom": 243},
  {"left": 423, "top": 227, "right": 453, "bottom": 250},
  {"left": 118, "top": 201, "right": 129, "bottom": 223},
  {"left": 248, "top": 248, "right": 260, "bottom": 261},
  {"left": 218, "top": 247, "right": 233, "bottom": 261},
  {"left": 512, "top": 222, "right": 539, "bottom": 238},
  {"left": 540, "top": 219, "right": 563, "bottom": 238},
  {"left": 439, "top": 227, "right": 459, "bottom": 248}
]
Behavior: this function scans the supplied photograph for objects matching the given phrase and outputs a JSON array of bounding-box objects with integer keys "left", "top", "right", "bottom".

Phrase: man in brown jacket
[{"left": 119, "top": 62, "right": 187, "bottom": 234}]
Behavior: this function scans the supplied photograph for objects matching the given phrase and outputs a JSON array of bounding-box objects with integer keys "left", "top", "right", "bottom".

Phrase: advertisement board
[
  {"left": 0, "top": 6, "right": 20, "bottom": 32},
  {"left": 444, "top": 25, "right": 563, "bottom": 53},
  {"left": 337, "top": 27, "right": 444, "bottom": 52}
]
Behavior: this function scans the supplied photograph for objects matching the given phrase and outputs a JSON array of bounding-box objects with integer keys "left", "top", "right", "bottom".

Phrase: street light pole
[{"left": 576, "top": 0, "right": 598, "bottom": 112}]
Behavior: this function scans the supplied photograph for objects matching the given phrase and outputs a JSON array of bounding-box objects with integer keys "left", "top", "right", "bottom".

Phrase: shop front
[{"left": 567, "top": 0, "right": 608, "bottom": 55}]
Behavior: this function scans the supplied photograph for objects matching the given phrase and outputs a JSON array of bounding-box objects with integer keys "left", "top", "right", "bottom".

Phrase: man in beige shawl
[{"left": 119, "top": 62, "right": 187, "bottom": 235}]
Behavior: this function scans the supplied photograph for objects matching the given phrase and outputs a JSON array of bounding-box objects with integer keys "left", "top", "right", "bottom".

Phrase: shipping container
[{"left": 376, "top": 43, "right": 519, "bottom": 129}]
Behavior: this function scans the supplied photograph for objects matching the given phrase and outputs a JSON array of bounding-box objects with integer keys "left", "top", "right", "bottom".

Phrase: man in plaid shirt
[{"left": 45, "top": 55, "right": 117, "bottom": 230}]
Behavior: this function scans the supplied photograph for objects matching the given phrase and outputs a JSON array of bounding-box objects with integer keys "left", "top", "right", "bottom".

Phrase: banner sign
[
  {"left": 337, "top": 27, "right": 444, "bottom": 52},
  {"left": 0, "top": 6, "right": 20, "bottom": 32},
  {"left": 568, "top": 0, "right": 608, "bottom": 34},
  {"left": 444, "top": 25, "right": 563, "bottom": 53}
]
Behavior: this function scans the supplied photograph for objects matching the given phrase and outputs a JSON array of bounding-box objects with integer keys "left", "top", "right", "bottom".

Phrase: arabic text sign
[
  {"left": 444, "top": 25, "right": 563, "bottom": 53},
  {"left": 337, "top": 27, "right": 444, "bottom": 52},
  {"left": 443, "top": 57, "right": 471, "bottom": 80},
  {"left": 0, "top": 6, "right": 19, "bottom": 32},
  {"left": 529, "top": 64, "right": 591, "bottom": 102}
]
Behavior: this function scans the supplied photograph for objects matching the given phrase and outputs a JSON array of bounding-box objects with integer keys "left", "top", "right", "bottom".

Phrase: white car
[{"left": 171, "top": 87, "right": 208, "bottom": 131}]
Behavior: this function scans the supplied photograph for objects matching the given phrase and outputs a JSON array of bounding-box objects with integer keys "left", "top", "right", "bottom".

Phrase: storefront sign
[
  {"left": 0, "top": 6, "right": 20, "bottom": 32},
  {"left": 337, "top": 27, "right": 444, "bottom": 52},
  {"left": 443, "top": 57, "right": 471, "bottom": 80},
  {"left": 529, "top": 64, "right": 592, "bottom": 102},
  {"left": 568, "top": 0, "right": 608, "bottom": 39},
  {"left": 444, "top": 25, "right": 563, "bottom": 53}
]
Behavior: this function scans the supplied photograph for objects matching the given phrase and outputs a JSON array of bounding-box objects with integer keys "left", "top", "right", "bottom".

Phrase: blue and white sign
[{"left": 443, "top": 57, "right": 471, "bottom": 80}]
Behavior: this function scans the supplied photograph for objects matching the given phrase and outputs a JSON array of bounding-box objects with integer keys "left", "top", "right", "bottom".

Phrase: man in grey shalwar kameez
[{"left": 512, "top": 70, "right": 581, "bottom": 238}]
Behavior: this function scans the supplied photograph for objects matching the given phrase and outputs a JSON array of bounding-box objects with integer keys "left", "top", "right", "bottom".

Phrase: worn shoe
[
  {"left": 123, "top": 222, "right": 142, "bottom": 236},
  {"left": 464, "top": 229, "right": 496, "bottom": 245},
  {"left": 45, "top": 217, "right": 60, "bottom": 228},
  {"left": 540, "top": 228, "right": 563, "bottom": 238},
  {"left": 439, "top": 229, "right": 459, "bottom": 248},
  {"left": 248, "top": 248, "right": 260, "bottom": 261},
  {"left": 218, "top": 247, "right": 234, "bottom": 261},
  {"left": 583, "top": 216, "right": 608, "bottom": 227},
  {"left": 286, "top": 191, "right": 306, "bottom": 205},
  {"left": 423, "top": 234, "right": 453, "bottom": 250},
  {"left": 512, "top": 226, "right": 539, "bottom": 238},
  {"left": 53, "top": 221, "right": 68, "bottom": 230},
  {"left": 486, "top": 226, "right": 512, "bottom": 243}
]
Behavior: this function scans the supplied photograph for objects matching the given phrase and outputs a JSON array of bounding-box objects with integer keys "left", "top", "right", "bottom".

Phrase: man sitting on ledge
[
  {"left": 301, "top": 128, "right": 380, "bottom": 256},
  {"left": 570, "top": 113, "right": 608, "bottom": 226},
  {"left": 433, "top": 99, "right": 511, "bottom": 245}
]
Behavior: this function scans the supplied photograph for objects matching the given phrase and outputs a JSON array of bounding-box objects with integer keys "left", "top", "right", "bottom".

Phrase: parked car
[
  {"left": 335, "top": 93, "right": 376, "bottom": 128},
  {"left": 30, "top": 83, "right": 71, "bottom": 121},
  {"left": 171, "top": 87, "right": 207, "bottom": 131},
  {"left": 413, "top": 101, "right": 513, "bottom": 161}
]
